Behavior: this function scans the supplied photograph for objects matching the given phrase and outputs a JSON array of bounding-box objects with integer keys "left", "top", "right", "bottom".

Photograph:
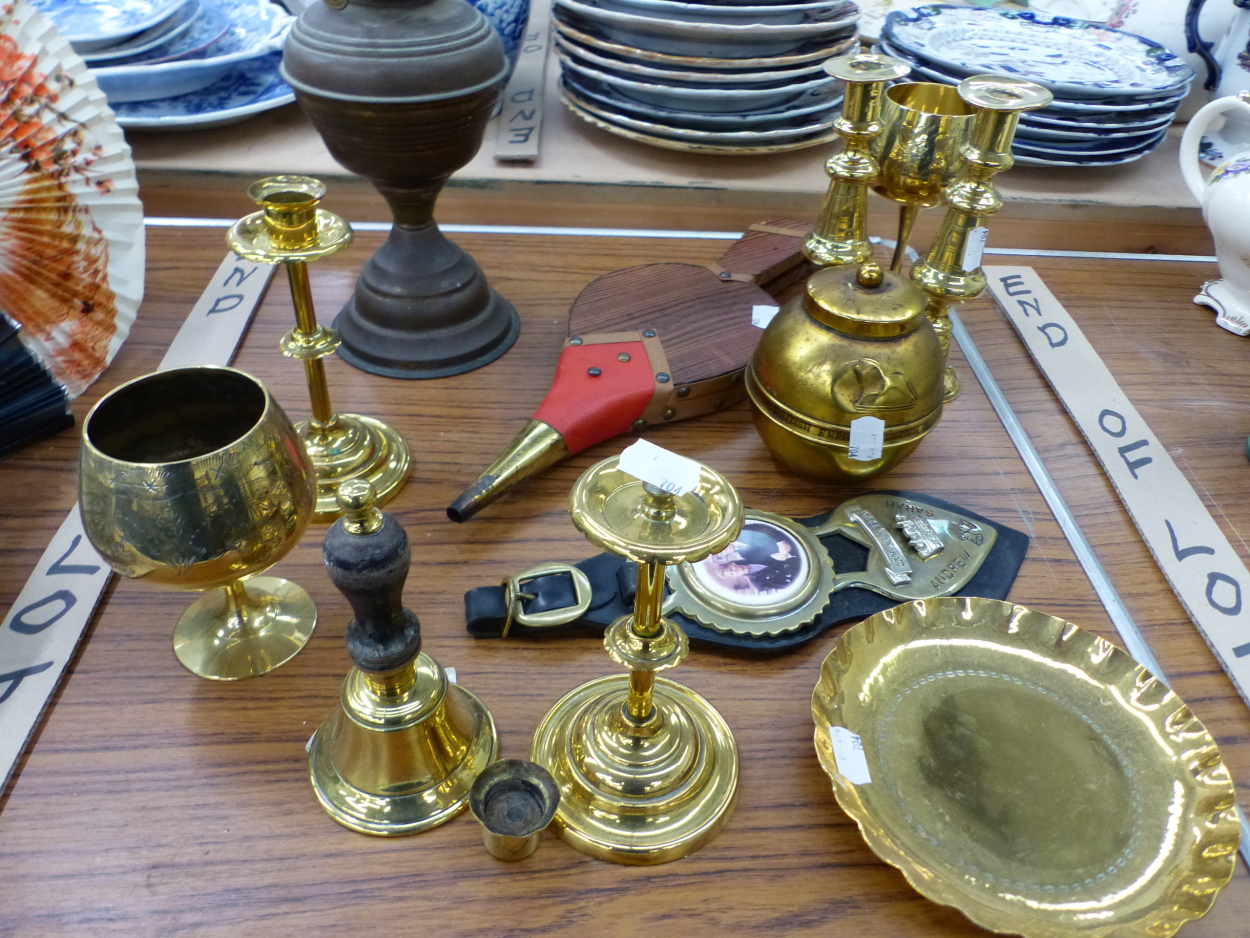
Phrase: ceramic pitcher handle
[
  {"left": 1180, "top": 96, "right": 1250, "bottom": 202},
  {"left": 1185, "top": 0, "right": 1220, "bottom": 91}
]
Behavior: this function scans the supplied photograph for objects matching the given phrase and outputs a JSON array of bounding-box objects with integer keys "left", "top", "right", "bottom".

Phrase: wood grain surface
[{"left": 0, "top": 223, "right": 1247, "bottom": 937}]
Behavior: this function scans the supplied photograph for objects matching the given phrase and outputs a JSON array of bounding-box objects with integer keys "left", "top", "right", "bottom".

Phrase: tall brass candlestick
[
  {"left": 803, "top": 52, "right": 911, "bottom": 268},
  {"left": 531, "top": 460, "right": 744, "bottom": 864},
  {"left": 228, "top": 176, "right": 411, "bottom": 521},
  {"left": 911, "top": 76, "right": 1053, "bottom": 397}
]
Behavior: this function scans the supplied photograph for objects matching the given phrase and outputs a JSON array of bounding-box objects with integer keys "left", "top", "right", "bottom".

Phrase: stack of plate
[
  {"left": 553, "top": 0, "right": 860, "bottom": 154},
  {"left": 32, "top": 0, "right": 295, "bottom": 130},
  {"left": 878, "top": 4, "right": 1194, "bottom": 168}
]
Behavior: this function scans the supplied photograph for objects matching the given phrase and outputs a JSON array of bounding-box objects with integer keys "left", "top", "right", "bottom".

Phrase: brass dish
[{"left": 812, "top": 597, "right": 1239, "bottom": 938}]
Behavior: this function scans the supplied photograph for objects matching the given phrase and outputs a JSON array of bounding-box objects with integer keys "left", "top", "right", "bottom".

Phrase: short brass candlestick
[
  {"left": 531, "top": 458, "right": 744, "bottom": 864},
  {"left": 910, "top": 77, "right": 1052, "bottom": 399},
  {"left": 228, "top": 176, "right": 411, "bottom": 521},
  {"left": 803, "top": 52, "right": 911, "bottom": 268}
]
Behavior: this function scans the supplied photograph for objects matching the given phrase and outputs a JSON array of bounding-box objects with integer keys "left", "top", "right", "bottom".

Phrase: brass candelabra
[{"left": 227, "top": 175, "right": 411, "bottom": 521}]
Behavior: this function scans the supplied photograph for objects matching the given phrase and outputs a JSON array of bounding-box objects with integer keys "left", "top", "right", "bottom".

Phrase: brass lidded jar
[{"left": 746, "top": 262, "right": 945, "bottom": 483}]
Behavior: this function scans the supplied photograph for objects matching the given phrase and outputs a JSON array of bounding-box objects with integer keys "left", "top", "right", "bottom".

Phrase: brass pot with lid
[{"left": 746, "top": 261, "right": 947, "bottom": 483}]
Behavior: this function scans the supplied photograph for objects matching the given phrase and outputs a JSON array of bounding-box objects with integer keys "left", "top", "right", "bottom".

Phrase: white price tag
[
  {"left": 619, "top": 439, "right": 701, "bottom": 495},
  {"left": 847, "top": 416, "right": 885, "bottom": 462},
  {"left": 961, "top": 226, "right": 990, "bottom": 271},
  {"left": 751, "top": 304, "right": 780, "bottom": 328},
  {"left": 445, "top": 667, "right": 457, "bottom": 684},
  {"left": 828, "top": 726, "right": 872, "bottom": 785}
]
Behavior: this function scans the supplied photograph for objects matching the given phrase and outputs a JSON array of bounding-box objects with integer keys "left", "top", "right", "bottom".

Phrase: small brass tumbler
[
  {"left": 531, "top": 457, "right": 744, "bottom": 864},
  {"left": 469, "top": 760, "right": 559, "bottom": 860},
  {"left": 872, "top": 83, "right": 976, "bottom": 272},
  {"left": 227, "top": 176, "right": 411, "bottom": 521},
  {"left": 309, "top": 481, "right": 497, "bottom": 835},
  {"left": 79, "top": 366, "right": 317, "bottom": 680}
]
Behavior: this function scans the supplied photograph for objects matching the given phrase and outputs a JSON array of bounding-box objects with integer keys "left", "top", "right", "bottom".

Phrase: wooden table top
[{"left": 1, "top": 223, "right": 1247, "bottom": 937}]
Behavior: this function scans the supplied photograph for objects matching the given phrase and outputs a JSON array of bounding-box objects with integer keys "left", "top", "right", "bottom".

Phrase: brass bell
[
  {"left": 308, "top": 480, "right": 498, "bottom": 835},
  {"left": 746, "top": 261, "right": 946, "bottom": 483}
]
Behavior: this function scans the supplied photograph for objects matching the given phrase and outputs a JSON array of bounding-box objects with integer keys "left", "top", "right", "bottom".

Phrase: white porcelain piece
[
  {"left": 586, "top": 0, "right": 854, "bottom": 27},
  {"left": 553, "top": 30, "right": 827, "bottom": 82},
  {"left": 36, "top": 0, "right": 184, "bottom": 49},
  {"left": 80, "top": 0, "right": 200, "bottom": 63},
  {"left": 1181, "top": 94, "right": 1250, "bottom": 336}
]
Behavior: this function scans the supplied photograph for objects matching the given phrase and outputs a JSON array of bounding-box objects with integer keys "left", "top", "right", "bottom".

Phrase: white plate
[
  {"left": 34, "top": 0, "right": 184, "bottom": 49},
  {"left": 554, "top": 15, "right": 857, "bottom": 67},
  {"left": 80, "top": 0, "right": 199, "bottom": 63},
  {"left": 554, "top": 0, "right": 857, "bottom": 58},
  {"left": 557, "top": 49, "right": 839, "bottom": 112},
  {"left": 554, "top": 31, "right": 828, "bottom": 82},
  {"left": 113, "top": 50, "right": 293, "bottom": 129},
  {"left": 585, "top": 0, "right": 854, "bottom": 27},
  {"left": 883, "top": 4, "right": 1193, "bottom": 99}
]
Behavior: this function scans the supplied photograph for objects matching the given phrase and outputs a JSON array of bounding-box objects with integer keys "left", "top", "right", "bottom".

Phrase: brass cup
[
  {"left": 79, "top": 366, "right": 317, "bottom": 680},
  {"left": 873, "top": 83, "right": 976, "bottom": 271},
  {"left": 469, "top": 760, "right": 560, "bottom": 860}
]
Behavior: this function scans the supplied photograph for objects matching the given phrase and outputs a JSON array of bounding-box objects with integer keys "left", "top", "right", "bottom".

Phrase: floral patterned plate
[
  {"left": 883, "top": 4, "right": 1193, "bottom": 99},
  {"left": 112, "top": 50, "right": 292, "bottom": 130},
  {"left": 31, "top": 0, "right": 184, "bottom": 49}
]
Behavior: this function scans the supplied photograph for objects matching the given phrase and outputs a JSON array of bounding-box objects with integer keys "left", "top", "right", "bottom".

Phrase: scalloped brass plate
[{"left": 812, "top": 597, "right": 1239, "bottom": 938}]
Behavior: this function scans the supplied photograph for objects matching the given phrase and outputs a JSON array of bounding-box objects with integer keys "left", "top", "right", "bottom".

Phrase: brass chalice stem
[
  {"left": 625, "top": 560, "right": 666, "bottom": 721},
  {"left": 891, "top": 205, "right": 921, "bottom": 272},
  {"left": 803, "top": 53, "right": 911, "bottom": 268}
]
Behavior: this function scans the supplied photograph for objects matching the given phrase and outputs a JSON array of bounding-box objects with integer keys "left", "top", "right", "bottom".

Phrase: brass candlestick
[
  {"left": 531, "top": 458, "right": 744, "bottom": 864},
  {"left": 803, "top": 52, "right": 911, "bottom": 268},
  {"left": 228, "top": 176, "right": 411, "bottom": 521},
  {"left": 910, "top": 76, "right": 1053, "bottom": 398}
]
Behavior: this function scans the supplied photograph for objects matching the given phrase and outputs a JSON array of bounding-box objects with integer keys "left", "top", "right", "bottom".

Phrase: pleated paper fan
[{"left": 0, "top": 0, "right": 142, "bottom": 404}]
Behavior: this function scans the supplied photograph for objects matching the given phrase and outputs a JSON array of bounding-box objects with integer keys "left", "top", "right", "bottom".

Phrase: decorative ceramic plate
[
  {"left": 812, "top": 598, "right": 1239, "bottom": 938},
  {"left": 564, "top": 73, "right": 839, "bottom": 127},
  {"left": 112, "top": 50, "right": 292, "bottom": 129},
  {"left": 1014, "top": 128, "right": 1166, "bottom": 155},
  {"left": 554, "top": 0, "right": 857, "bottom": 58},
  {"left": 553, "top": 32, "right": 829, "bottom": 83},
  {"left": 1020, "top": 109, "right": 1175, "bottom": 131},
  {"left": 875, "top": 37, "right": 1188, "bottom": 114},
  {"left": 0, "top": 0, "right": 143, "bottom": 397},
  {"left": 565, "top": 82, "right": 838, "bottom": 142},
  {"left": 32, "top": 0, "right": 184, "bottom": 48},
  {"left": 562, "top": 85, "right": 839, "bottom": 152},
  {"left": 883, "top": 5, "right": 1193, "bottom": 99},
  {"left": 93, "top": 0, "right": 291, "bottom": 103},
  {"left": 80, "top": 0, "right": 199, "bottom": 63},
  {"left": 554, "top": 16, "right": 857, "bottom": 68}
]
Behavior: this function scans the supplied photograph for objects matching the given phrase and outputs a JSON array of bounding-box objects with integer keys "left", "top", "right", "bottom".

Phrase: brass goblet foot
[
  {"left": 173, "top": 577, "right": 317, "bottom": 681},
  {"left": 531, "top": 673, "right": 738, "bottom": 865},
  {"left": 299, "top": 414, "right": 411, "bottom": 521}
]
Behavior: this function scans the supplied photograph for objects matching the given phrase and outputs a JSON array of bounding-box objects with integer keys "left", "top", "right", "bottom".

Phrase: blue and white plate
[
  {"left": 81, "top": 0, "right": 200, "bottom": 64},
  {"left": 92, "top": 0, "right": 292, "bottom": 103},
  {"left": 33, "top": 0, "right": 186, "bottom": 49},
  {"left": 882, "top": 5, "right": 1193, "bottom": 100},
  {"left": 112, "top": 51, "right": 293, "bottom": 130}
]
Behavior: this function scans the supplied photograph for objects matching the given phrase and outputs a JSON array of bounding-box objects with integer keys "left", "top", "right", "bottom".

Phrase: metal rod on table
[{"left": 949, "top": 307, "right": 1250, "bottom": 869}]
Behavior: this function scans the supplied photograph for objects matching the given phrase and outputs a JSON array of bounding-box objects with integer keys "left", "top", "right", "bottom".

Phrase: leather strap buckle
[{"left": 501, "top": 563, "right": 593, "bottom": 638}]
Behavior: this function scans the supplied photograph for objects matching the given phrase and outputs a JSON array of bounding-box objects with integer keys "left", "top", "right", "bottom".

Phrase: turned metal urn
[
  {"left": 745, "top": 261, "right": 946, "bottom": 483},
  {"left": 282, "top": 0, "right": 521, "bottom": 379}
]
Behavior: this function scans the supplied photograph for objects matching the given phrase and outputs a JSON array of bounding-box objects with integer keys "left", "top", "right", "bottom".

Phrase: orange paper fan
[{"left": 0, "top": 0, "right": 142, "bottom": 399}]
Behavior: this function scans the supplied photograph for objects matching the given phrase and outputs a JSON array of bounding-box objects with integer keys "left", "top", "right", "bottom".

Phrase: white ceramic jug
[
  {"left": 1186, "top": 0, "right": 1250, "bottom": 156},
  {"left": 1181, "top": 93, "right": 1250, "bottom": 335}
]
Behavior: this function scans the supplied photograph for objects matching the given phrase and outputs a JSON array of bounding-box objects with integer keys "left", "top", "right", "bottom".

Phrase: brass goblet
[
  {"left": 873, "top": 82, "right": 976, "bottom": 272},
  {"left": 79, "top": 366, "right": 317, "bottom": 681}
]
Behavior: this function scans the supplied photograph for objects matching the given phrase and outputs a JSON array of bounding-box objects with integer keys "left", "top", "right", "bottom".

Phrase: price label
[
  {"left": 829, "top": 726, "right": 872, "bottom": 785},
  {"left": 619, "top": 439, "right": 701, "bottom": 495},
  {"left": 961, "top": 226, "right": 990, "bottom": 271},
  {"left": 847, "top": 416, "right": 885, "bottom": 462},
  {"left": 751, "top": 304, "right": 780, "bottom": 328}
]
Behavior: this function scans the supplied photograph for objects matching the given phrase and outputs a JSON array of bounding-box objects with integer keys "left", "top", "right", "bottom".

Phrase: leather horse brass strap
[{"left": 465, "top": 491, "right": 1029, "bottom": 652}]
